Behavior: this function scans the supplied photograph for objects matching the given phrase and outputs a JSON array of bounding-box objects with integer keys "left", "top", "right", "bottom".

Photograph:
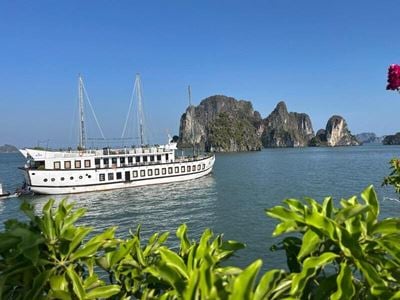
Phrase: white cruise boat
[{"left": 19, "top": 75, "right": 215, "bottom": 195}]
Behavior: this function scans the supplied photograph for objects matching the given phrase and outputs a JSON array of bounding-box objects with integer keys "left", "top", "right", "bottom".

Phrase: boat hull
[{"left": 25, "top": 155, "right": 215, "bottom": 195}]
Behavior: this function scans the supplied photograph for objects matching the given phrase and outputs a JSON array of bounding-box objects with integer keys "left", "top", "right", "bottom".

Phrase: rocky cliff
[
  {"left": 261, "top": 101, "right": 314, "bottom": 147},
  {"left": 178, "top": 95, "right": 262, "bottom": 152},
  {"left": 355, "top": 132, "right": 383, "bottom": 144},
  {"left": 383, "top": 133, "right": 400, "bottom": 145},
  {"left": 312, "top": 116, "right": 360, "bottom": 147}
]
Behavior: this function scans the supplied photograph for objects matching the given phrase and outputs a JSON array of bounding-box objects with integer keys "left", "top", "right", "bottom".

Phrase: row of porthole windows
[
  {"left": 98, "top": 163, "right": 206, "bottom": 182},
  {"left": 43, "top": 174, "right": 92, "bottom": 183}
]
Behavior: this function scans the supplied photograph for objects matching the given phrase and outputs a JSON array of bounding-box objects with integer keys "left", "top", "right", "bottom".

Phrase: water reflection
[{"left": 30, "top": 175, "right": 218, "bottom": 241}]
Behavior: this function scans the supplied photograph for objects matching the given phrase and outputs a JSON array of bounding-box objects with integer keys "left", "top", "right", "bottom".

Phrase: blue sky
[{"left": 0, "top": 0, "right": 399, "bottom": 148}]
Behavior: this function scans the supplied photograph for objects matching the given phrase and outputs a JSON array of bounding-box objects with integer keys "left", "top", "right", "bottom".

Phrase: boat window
[
  {"left": 51, "top": 178, "right": 55, "bottom": 182},
  {"left": 112, "top": 158, "right": 117, "bottom": 165},
  {"left": 95, "top": 158, "right": 100, "bottom": 167},
  {"left": 140, "top": 170, "right": 145, "bottom": 177},
  {"left": 44, "top": 178, "right": 48, "bottom": 182},
  {"left": 75, "top": 160, "right": 81, "bottom": 168},
  {"left": 136, "top": 156, "right": 140, "bottom": 163},
  {"left": 99, "top": 174, "right": 105, "bottom": 181},
  {"left": 103, "top": 158, "right": 109, "bottom": 166},
  {"left": 54, "top": 161, "right": 61, "bottom": 169},
  {"left": 88, "top": 175, "right": 92, "bottom": 179},
  {"left": 79, "top": 176, "right": 83, "bottom": 179},
  {"left": 70, "top": 176, "right": 74, "bottom": 180},
  {"left": 116, "top": 172, "right": 122, "bottom": 180},
  {"left": 197, "top": 165, "right": 201, "bottom": 171},
  {"left": 85, "top": 160, "right": 91, "bottom": 168},
  {"left": 203, "top": 164, "right": 205, "bottom": 170},
  {"left": 155, "top": 168, "right": 160, "bottom": 175},
  {"left": 108, "top": 173, "right": 114, "bottom": 180},
  {"left": 150, "top": 155, "right": 154, "bottom": 162},
  {"left": 168, "top": 167, "right": 173, "bottom": 174},
  {"left": 166, "top": 154, "right": 169, "bottom": 161},
  {"left": 181, "top": 166, "right": 185, "bottom": 172},
  {"left": 120, "top": 157, "right": 125, "bottom": 164},
  {"left": 34, "top": 160, "right": 45, "bottom": 170},
  {"left": 175, "top": 167, "right": 179, "bottom": 173},
  {"left": 162, "top": 168, "right": 166, "bottom": 175},
  {"left": 143, "top": 156, "right": 148, "bottom": 163},
  {"left": 157, "top": 155, "right": 162, "bottom": 161},
  {"left": 148, "top": 169, "right": 153, "bottom": 176},
  {"left": 187, "top": 166, "right": 190, "bottom": 172},
  {"left": 133, "top": 170, "right": 138, "bottom": 177},
  {"left": 61, "top": 177, "right": 65, "bottom": 181},
  {"left": 128, "top": 157, "right": 133, "bottom": 164},
  {"left": 65, "top": 161, "right": 71, "bottom": 169},
  {"left": 192, "top": 165, "right": 196, "bottom": 171}
]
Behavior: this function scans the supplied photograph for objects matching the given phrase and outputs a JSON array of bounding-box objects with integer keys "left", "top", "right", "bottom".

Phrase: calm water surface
[{"left": 0, "top": 145, "right": 399, "bottom": 271}]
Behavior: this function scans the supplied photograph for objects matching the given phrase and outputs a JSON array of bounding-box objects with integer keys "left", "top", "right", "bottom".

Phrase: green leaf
[
  {"left": 41, "top": 199, "right": 56, "bottom": 241},
  {"left": 66, "top": 265, "right": 86, "bottom": 299},
  {"left": 254, "top": 269, "right": 287, "bottom": 300},
  {"left": 372, "top": 218, "right": 400, "bottom": 236},
  {"left": 50, "top": 274, "right": 68, "bottom": 292},
  {"left": 361, "top": 185, "right": 379, "bottom": 228},
  {"left": 266, "top": 206, "right": 304, "bottom": 223},
  {"left": 70, "top": 242, "right": 102, "bottom": 260},
  {"left": 335, "top": 204, "right": 371, "bottom": 223},
  {"left": 331, "top": 261, "right": 355, "bottom": 300},
  {"left": 86, "top": 285, "right": 121, "bottom": 299},
  {"left": 60, "top": 208, "right": 86, "bottom": 236},
  {"left": 229, "top": 259, "right": 262, "bottom": 300},
  {"left": 23, "top": 270, "right": 52, "bottom": 300},
  {"left": 159, "top": 247, "right": 188, "bottom": 279},
  {"left": 297, "top": 229, "right": 320, "bottom": 260},
  {"left": 68, "top": 227, "right": 93, "bottom": 256},
  {"left": 290, "top": 252, "right": 338, "bottom": 297}
]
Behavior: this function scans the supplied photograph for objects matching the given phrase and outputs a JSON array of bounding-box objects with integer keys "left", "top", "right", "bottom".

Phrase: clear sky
[{"left": 0, "top": 0, "right": 399, "bottom": 148}]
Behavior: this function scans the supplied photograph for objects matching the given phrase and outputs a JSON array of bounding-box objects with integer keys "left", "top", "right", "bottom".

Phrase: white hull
[{"left": 29, "top": 166, "right": 213, "bottom": 195}]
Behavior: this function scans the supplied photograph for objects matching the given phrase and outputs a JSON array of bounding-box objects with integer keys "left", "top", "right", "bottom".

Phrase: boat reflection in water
[{"left": 31, "top": 174, "right": 218, "bottom": 241}]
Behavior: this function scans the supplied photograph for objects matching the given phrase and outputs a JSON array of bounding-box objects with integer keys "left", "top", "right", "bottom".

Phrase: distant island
[
  {"left": 383, "top": 132, "right": 400, "bottom": 145},
  {"left": 0, "top": 144, "right": 18, "bottom": 153},
  {"left": 178, "top": 95, "right": 361, "bottom": 152},
  {"left": 355, "top": 133, "right": 384, "bottom": 144}
]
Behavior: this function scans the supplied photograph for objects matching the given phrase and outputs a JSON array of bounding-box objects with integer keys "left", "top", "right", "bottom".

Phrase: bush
[{"left": 1, "top": 186, "right": 400, "bottom": 299}]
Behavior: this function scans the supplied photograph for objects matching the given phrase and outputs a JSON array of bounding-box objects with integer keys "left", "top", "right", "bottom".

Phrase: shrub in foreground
[{"left": 1, "top": 185, "right": 400, "bottom": 299}]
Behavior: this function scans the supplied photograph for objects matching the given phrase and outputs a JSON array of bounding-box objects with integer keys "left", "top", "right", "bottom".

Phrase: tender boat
[
  {"left": 0, "top": 183, "right": 11, "bottom": 199},
  {"left": 19, "top": 74, "right": 215, "bottom": 195}
]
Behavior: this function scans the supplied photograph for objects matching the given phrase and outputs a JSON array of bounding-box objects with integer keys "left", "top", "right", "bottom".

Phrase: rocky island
[
  {"left": 178, "top": 95, "right": 360, "bottom": 152},
  {"left": 310, "top": 116, "right": 360, "bottom": 147},
  {"left": 261, "top": 101, "right": 314, "bottom": 147},
  {"left": 178, "top": 95, "right": 262, "bottom": 152},
  {"left": 355, "top": 132, "right": 383, "bottom": 144},
  {"left": 383, "top": 133, "right": 400, "bottom": 145}
]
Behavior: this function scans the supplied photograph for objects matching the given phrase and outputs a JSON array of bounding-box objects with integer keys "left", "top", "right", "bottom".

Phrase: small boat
[{"left": 0, "top": 183, "right": 11, "bottom": 199}]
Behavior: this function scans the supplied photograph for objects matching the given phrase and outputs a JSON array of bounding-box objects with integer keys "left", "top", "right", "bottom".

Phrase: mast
[
  {"left": 188, "top": 85, "right": 195, "bottom": 156},
  {"left": 78, "top": 75, "right": 86, "bottom": 149},
  {"left": 136, "top": 74, "right": 145, "bottom": 146}
]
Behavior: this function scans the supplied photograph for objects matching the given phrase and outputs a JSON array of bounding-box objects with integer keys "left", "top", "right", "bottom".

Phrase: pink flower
[{"left": 387, "top": 64, "right": 400, "bottom": 90}]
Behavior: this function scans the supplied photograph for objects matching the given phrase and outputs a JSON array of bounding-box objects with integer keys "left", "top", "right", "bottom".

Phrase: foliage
[
  {"left": 267, "top": 185, "right": 400, "bottom": 299},
  {"left": 2, "top": 185, "right": 400, "bottom": 299},
  {"left": 383, "top": 158, "right": 400, "bottom": 194}
]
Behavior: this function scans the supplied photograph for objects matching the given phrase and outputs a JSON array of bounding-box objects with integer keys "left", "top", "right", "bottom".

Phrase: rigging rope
[{"left": 81, "top": 82, "right": 106, "bottom": 140}]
